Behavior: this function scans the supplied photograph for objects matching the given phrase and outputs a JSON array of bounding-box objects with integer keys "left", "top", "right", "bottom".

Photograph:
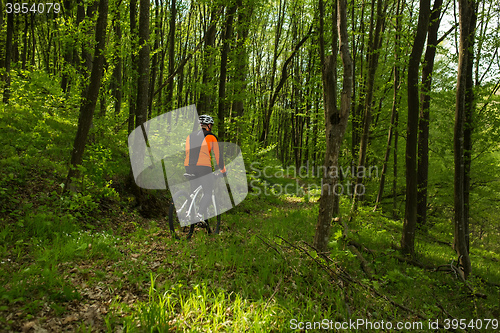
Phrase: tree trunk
[
  {"left": 198, "top": 6, "right": 217, "bottom": 114},
  {"left": 392, "top": 99, "right": 399, "bottom": 219},
  {"left": 218, "top": 3, "right": 237, "bottom": 142},
  {"left": 463, "top": 6, "right": 477, "bottom": 254},
  {"left": 165, "top": 0, "right": 176, "bottom": 111},
  {"left": 417, "top": 0, "right": 443, "bottom": 228},
  {"left": 61, "top": 0, "right": 74, "bottom": 92},
  {"left": 148, "top": 0, "right": 161, "bottom": 118},
  {"left": 112, "top": 5, "right": 123, "bottom": 114},
  {"left": 260, "top": 25, "right": 312, "bottom": 146},
  {"left": 314, "top": 0, "right": 352, "bottom": 252},
  {"left": 64, "top": 0, "right": 108, "bottom": 191},
  {"left": 259, "top": 0, "right": 285, "bottom": 144},
  {"left": 232, "top": 0, "right": 253, "bottom": 145},
  {"left": 82, "top": 2, "right": 98, "bottom": 76},
  {"left": 454, "top": 0, "right": 475, "bottom": 280},
  {"left": 128, "top": 0, "right": 138, "bottom": 134},
  {"left": 0, "top": 0, "right": 3, "bottom": 27},
  {"left": 30, "top": 12, "right": 35, "bottom": 67},
  {"left": 351, "top": 0, "right": 367, "bottom": 163},
  {"left": 351, "top": 0, "right": 386, "bottom": 211},
  {"left": 2, "top": 10, "right": 13, "bottom": 103},
  {"left": 136, "top": 0, "right": 150, "bottom": 127},
  {"left": 21, "top": 14, "right": 29, "bottom": 70},
  {"left": 401, "top": 0, "right": 430, "bottom": 256},
  {"left": 374, "top": 0, "right": 401, "bottom": 212}
]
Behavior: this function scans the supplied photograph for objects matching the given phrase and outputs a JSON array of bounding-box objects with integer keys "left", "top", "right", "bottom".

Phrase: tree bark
[
  {"left": 136, "top": 0, "right": 150, "bottom": 127},
  {"left": 417, "top": 0, "right": 443, "bottom": 228},
  {"left": 351, "top": 0, "right": 387, "bottom": 211},
  {"left": 218, "top": 3, "right": 237, "bottom": 142},
  {"left": 401, "top": 0, "right": 430, "bottom": 256},
  {"left": 259, "top": 25, "right": 312, "bottom": 145},
  {"left": 64, "top": 0, "right": 108, "bottom": 191},
  {"left": 463, "top": 5, "right": 477, "bottom": 254},
  {"left": 314, "top": 0, "right": 352, "bottom": 252},
  {"left": 165, "top": 0, "right": 176, "bottom": 111},
  {"left": 128, "top": 0, "right": 138, "bottom": 134},
  {"left": 454, "top": 0, "right": 476, "bottom": 280},
  {"left": 2, "top": 10, "right": 13, "bottom": 103},
  {"left": 259, "top": 0, "right": 285, "bottom": 144},
  {"left": 231, "top": 0, "right": 253, "bottom": 144},
  {"left": 21, "top": 14, "right": 29, "bottom": 70},
  {"left": 373, "top": 0, "right": 401, "bottom": 212},
  {"left": 148, "top": 0, "right": 161, "bottom": 118},
  {"left": 199, "top": 6, "right": 217, "bottom": 115},
  {"left": 351, "top": 1, "right": 367, "bottom": 163},
  {"left": 112, "top": 4, "right": 123, "bottom": 114}
]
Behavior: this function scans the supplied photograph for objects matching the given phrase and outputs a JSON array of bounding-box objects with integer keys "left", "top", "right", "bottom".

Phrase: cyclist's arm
[{"left": 206, "top": 135, "right": 226, "bottom": 173}]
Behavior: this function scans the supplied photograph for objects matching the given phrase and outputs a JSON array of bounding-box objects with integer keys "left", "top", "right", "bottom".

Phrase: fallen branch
[
  {"left": 348, "top": 243, "right": 373, "bottom": 279},
  {"left": 264, "top": 278, "right": 282, "bottom": 310},
  {"left": 348, "top": 239, "right": 375, "bottom": 253},
  {"left": 280, "top": 237, "right": 432, "bottom": 324}
]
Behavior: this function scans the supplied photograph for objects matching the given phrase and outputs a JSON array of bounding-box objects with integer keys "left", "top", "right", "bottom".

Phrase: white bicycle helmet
[{"left": 199, "top": 115, "right": 214, "bottom": 125}]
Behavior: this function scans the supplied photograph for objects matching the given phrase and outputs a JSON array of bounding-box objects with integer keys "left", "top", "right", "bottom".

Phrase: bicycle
[{"left": 168, "top": 172, "right": 222, "bottom": 240}]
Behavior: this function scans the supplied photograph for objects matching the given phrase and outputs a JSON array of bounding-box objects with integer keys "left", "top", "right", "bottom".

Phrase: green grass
[{"left": 0, "top": 71, "right": 499, "bottom": 331}]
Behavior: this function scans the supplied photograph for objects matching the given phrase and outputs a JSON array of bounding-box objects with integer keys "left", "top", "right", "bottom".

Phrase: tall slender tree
[
  {"left": 373, "top": 0, "right": 401, "bottom": 211},
  {"left": 165, "top": 0, "right": 176, "bottom": 111},
  {"left": 218, "top": 2, "right": 237, "bottom": 142},
  {"left": 64, "top": 0, "right": 108, "bottom": 191},
  {"left": 135, "top": 0, "right": 150, "bottom": 127},
  {"left": 454, "top": 0, "right": 476, "bottom": 280},
  {"left": 401, "top": 0, "right": 430, "bottom": 256},
  {"left": 417, "top": 0, "right": 444, "bottom": 227},
  {"left": 351, "top": 0, "right": 387, "bottom": 211},
  {"left": 314, "top": 0, "right": 352, "bottom": 251},
  {"left": 2, "top": 10, "right": 13, "bottom": 103}
]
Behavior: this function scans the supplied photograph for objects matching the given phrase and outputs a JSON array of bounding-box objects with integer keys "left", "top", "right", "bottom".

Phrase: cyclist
[{"left": 184, "top": 114, "right": 226, "bottom": 222}]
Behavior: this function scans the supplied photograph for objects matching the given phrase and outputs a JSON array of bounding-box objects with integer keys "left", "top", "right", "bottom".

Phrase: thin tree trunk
[
  {"left": 3, "top": 10, "right": 13, "bottom": 103},
  {"left": 454, "top": 0, "right": 475, "bottom": 280},
  {"left": 61, "top": 0, "right": 74, "bottom": 92},
  {"left": 314, "top": 0, "right": 352, "bottom": 252},
  {"left": 463, "top": 5, "right": 477, "bottom": 254},
  {"left": 259, "top": 0, "right": 285, "bottom": 144},
  {"left": 199, "top": 6, "right": 217, "bottom": 115},
  {"left": 128, "top": 0, "right": 138, "bottom": 134},
  {"left": 351, "top": 0, "right": 367, "bottom": 163},
  {"left": 392, "top": 100, "right": 399, "bottom": 219},
  {"left": 0, "top": 0, "right": 3, "bottom": 27},
  {"left": 417, "top": 0, "right": 443, "bottom": 228},
  {"left": 401, "top": 0, "right": 430, "bottom": 256},
  {"left": 218, "top": 3, "right": 237, "bottom": 142},
  {"left": 260, "top": 25, "right": 313, "bottom": 145},
  {"left": 112, "top": 5, "right": 123, "bottom": 114},
  {"left": 165, "top": 0, "right": 176, "bottom": 111},
  {"left": 351, "top": 0, "right": 386, "bottom": 211},
  {"left": 83, "top": 2, "right": 98, "bottom": 76},
  {"left": 148, "top": 0, "right": 160, "bottom": 118},
  {"left": 373, "top": 40, "right": 400, "bottom": 211},
  {"left": 21, "top": 14, "right": 28, "bottom": 70},
  {"left": 136, "top": 0, "right": 150, "bottom": 128},
  {"left": 232, "top": 0, "right": 253, "bottom": 144},
  {"left": 64, "top": 0, "right": 108, "bottom": 191},
  {"left": 30, "top": 12, "right": 35, "bottom": 67}
]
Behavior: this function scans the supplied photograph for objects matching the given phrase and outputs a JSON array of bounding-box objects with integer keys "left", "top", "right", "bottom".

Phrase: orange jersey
[{"left": 185, "top": 129, "right": 226, "bottom": 172}]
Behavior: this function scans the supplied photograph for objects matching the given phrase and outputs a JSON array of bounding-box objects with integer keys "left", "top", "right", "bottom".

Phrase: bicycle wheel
[{"left": 168, "top": 191, "right": 195, "bottom": 240}]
